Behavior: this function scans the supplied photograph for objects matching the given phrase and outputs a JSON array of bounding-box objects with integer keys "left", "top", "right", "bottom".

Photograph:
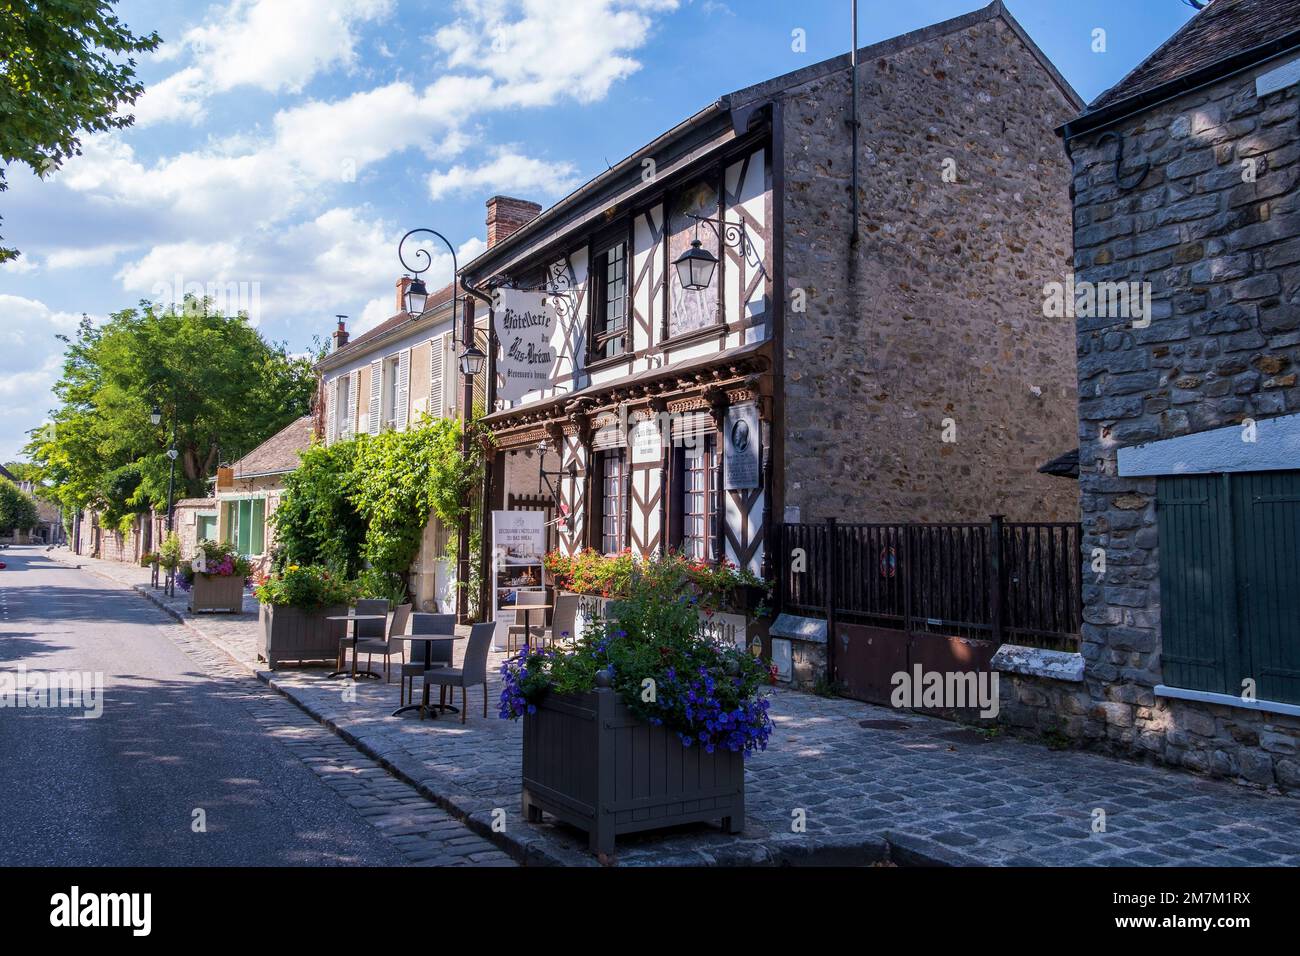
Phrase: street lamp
[
  {"left": 150, "top": 406, "right": 162, "bottom": 427},
  {"left": 404, "top": 276, "right": 429, "bottom": 316},
  {"left": 672, "top": 214, "right": 767, "bottom": 292},
  {"left": 674, "top": 238, "right": 718, "bottom": 292},
  {"left": 459, "top": 342, "right": 486, "bottom": 378}
]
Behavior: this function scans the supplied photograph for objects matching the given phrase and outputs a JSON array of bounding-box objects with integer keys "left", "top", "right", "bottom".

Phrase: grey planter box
[
  {"left": 189, "top": 573, "right": 245, "bottom": 613},
  {"left": 522, "top": 687, "right": 745, "bottom": 856},
  {"left": 259, "top": 604, "right": 347, "bottom": 669}
]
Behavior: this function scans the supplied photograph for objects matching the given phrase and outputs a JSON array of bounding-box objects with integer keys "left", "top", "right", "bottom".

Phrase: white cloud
[
  {"left": 434, "top": 0, "right": 680, "bottom": 107},
  {"left": 133, "top": 0, "right": 395, "bottom": 126},
  {"left": 427, "top": 150, "right": 581, "bottom": 200}
]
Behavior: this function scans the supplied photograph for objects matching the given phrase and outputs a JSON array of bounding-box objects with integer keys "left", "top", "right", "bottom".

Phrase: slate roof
[
  {"left": 1088, "top": 0, "right": 1300, "bottom": 112},
  {"left": 1038, "top": 448, "right": 1080, "bottom": 480},
  {"left": 0, "top": 463, "right": 15, "bottom": 482},
  {"left": 229, "top": 416, "right": 314, "bottom": 478}
]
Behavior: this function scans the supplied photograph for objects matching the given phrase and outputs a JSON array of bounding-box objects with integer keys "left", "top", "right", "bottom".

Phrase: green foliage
[
  {"left": 158, "top": 531, "right": 181, "bottom": 570},
  {"left": 545, "top": 548, "right": 769, "bottom": 613},
  {"left": 272, "top": 415, "right": 484, "bottom": 581},
  {"left": 253, "top": 564, "right": 360, "bottom": 609},
  {"left": 26, "top": 303, "right": 316, "bottom": 524},
  {"left": 353, "top": 567, "right": 407, "bottom": 609},
  {"left": 0, "top": 0, "right": 160, "bottom": 262},
  {"left": 0, "top": 479, "right": 40, "bottom": 531}
]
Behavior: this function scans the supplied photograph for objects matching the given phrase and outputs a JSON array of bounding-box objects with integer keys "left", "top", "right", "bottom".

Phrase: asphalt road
[{"left": 0, "top": 546, "right": 408, "bottom": 866}]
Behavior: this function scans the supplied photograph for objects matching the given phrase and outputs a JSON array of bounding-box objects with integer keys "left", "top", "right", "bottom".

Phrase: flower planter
[
  {"left": 521, "top": 686, "right": 745, "bottom": 856},
  {"left": 259, "top": 604, "right": 347, "bottom": 670},
  {"left": 188, "top": 573, "right": 245, "bottom": 613}
]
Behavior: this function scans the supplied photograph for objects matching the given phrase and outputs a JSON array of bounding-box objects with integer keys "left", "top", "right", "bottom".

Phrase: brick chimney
[
  {"left": 332, "top": 317, "right": 349, "bottom": 351},
  {"left": 486, "top": 196, "right": 542, "bottom": 249},
  {"left": 396, "top": 275, "right": 413, "bottom": 313}
]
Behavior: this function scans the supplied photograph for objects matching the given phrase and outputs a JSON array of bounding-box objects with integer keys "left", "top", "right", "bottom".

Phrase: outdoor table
[
  {"left": 392, "top": 633, "right": 466, "bottom": 718},
  {"left": 326, "top": 613, "right": 389, "bottom": 680}
]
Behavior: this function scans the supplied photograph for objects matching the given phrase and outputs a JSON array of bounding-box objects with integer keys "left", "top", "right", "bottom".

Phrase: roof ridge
[{"left": 1089, "top": 0, "right": 1218, "bottom": 109}]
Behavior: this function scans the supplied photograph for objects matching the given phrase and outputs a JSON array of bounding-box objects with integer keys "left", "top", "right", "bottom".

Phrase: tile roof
[
  {"left": 230, "top": 416, "right": 314, "bottom": 478},
  {"left": 173, "top": 497, "right": 217, "bottom": 509},
  {"left": 1088, "top": 0, "right": 1300, "bottom": 112}
]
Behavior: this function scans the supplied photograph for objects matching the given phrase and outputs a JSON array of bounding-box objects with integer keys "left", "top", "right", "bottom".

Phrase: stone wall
[
  {"left": 779, "top": 14, "right": 1080, "bottom": 524},
  {"left": 1018, "top": 53, "right": 1300, "bottom": 791}
]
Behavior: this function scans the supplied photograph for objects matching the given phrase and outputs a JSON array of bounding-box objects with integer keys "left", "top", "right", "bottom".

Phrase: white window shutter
[
  {"left": 347, "top": 372, "right": 360, "bottom": 437},
  {"left": 368, "top": 359, "right": 382, "bottom": 434},
  {"left": 428, "top": 335, "right": 444, "bottom": 421},
  {"left": 326, "top": 378, "right": 337, "bottom": 444},
  {"left": 397, "top": 348, "right": 411, "bottom": 430}
]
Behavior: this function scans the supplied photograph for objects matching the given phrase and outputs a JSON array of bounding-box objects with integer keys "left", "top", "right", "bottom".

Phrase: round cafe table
[
  {"left": 326, "top": 613, "right": 389, "bottom": 680},
  {"left": 392, "top": 633, "right": 466, "bottom": 718}
]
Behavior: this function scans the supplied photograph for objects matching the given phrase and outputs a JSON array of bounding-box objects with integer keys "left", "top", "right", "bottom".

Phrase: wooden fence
[{"left": 777, "top": 516, "right": 1082, "bottom": 650}]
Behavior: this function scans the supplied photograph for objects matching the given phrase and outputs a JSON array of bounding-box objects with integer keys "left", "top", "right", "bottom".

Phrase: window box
[
  {"left": 258, "top": 603, "right": 348, "bottom": 670},
  {"left": 522, "top": 684, "right": 745, "bottom": 856},
  {"left": 189, "top": 573, "right": 245, "bottom": 614}
]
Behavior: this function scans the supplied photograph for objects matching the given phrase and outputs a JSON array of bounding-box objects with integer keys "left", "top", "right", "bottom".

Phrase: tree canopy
[
  {"left": 26, "top": 299, "right": 318, "bottom": 522},
  {"left": 0, "top": 0, "right": 160, "bottom": 263},
  {"left": 0, "top": 479, "right": 40, "bottom": 532}
]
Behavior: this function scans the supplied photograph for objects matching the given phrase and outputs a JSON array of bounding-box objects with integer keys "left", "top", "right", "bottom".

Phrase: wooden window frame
[
  {"left": 671, "top": 435, "right": 718, "bottom": 563},
  {"left": 593, "top": 448, "right": 628, "bottom": 555},
  {"left": 587, "top": 228, "right": 630, "bottom": 365}
]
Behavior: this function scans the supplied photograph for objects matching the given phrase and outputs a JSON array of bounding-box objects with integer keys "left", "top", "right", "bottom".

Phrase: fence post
[
  {"left": 989, "top": 514, "right": 1005, "bottom": 643},
  {"left": 825, "top": 517, "right": 837, "bottom": 686}
]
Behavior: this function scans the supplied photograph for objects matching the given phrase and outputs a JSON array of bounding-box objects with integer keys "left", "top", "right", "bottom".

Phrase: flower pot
[
  {"left": 189, "top": 573, "right": 245, "bottom": 613},
  {"left": 521, "top": 687, "right": 745, "bottom": 856},
  {"left": 259, "top": 604, "right": 347, "bottom": 670}
]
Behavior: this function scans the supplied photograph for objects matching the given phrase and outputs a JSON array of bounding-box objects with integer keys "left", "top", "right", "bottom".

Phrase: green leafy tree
[
  {"left": 0, "top": 1, "right": 160, "bottom": 262},
  {"left": 0, "top": 479, "right": 40, "bottom": 532},
  {"left": 27, "top": 299, "right": 317, "bottom": 523},
  {"left": 271, "top": 439, "right": 366, "bottom": 575}
]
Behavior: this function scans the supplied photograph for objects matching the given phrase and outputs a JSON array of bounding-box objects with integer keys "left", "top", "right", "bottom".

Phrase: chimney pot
[
  {"left": 332, "top": 317, "right": 350, "bottom": 352},
  {"left": 486, "top": 195, "right": 542, "bottom": 249},
  {"left": 397, "top": 275, "right": 413, "bottom": 313}
]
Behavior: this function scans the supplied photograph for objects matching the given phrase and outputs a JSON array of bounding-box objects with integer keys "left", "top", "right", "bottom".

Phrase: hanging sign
[
  {"left": 723, "top": 404, "right": 760, "bottom": 490},
  {"left": 630, "top": 418, "right": 664, "bottom": 464},
  {"left": 492, "top": 289, "right": 557, "bottom": 403}
]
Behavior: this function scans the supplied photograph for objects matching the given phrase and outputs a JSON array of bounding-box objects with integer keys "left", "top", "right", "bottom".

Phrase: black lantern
[
  {"left": 459, "top": 342, "right": 486, "bottom": 378},
  {"left": 149, "top": 406, "right": 162, "bottom": 427},
  {"left": 674, "top": 238, "right": 717, "bottom": 292},
  {"left": 404, "top": 276, "right": 428, "bottom": 316}
]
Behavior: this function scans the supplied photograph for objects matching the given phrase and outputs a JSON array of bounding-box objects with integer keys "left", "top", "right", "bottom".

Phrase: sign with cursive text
[{"left": 493, "top": 289, "right": 558, "bottom": 403}]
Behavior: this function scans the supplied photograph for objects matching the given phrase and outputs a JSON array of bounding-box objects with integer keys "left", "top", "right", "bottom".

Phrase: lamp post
[
  {"left": 151, "top": 405, "right": 178, "bottom": 532},
  {"left": 671, "top": 214, "right": 768, "bottom": 292}
]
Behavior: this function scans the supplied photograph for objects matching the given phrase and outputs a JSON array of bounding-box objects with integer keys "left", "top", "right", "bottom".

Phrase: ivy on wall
[{"left": 272, "top": 415, "right": 485, "bottom": 580}]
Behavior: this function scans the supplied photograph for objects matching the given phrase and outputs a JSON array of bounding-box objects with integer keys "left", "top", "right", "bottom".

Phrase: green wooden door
[
  {"left": 1158, "top": 470, "right": 1300, "bottom": 705},
  {"left": 237, "top": 499, "right": 252, "bottom": 557}
]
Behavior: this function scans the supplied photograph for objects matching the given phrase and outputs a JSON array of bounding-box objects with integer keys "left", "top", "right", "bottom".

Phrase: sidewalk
[{"left": 50, "top": 548, "right": 1300, "bottom": 867}]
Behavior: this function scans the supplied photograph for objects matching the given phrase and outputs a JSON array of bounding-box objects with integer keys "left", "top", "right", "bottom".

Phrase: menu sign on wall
[{"left": 493, "top": 289, "right": 558, "bottom": 403}]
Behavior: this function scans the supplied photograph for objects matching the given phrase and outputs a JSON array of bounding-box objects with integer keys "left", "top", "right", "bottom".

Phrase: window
[
  {"left": 1158, "top": 470, "right": 1300, "bottom": 705},
  {"left": 591, "top": 241, "right": 628, "bottom": 360},
  {"left": 196, "top": 514, "right": 217, "bottom": 543},
  {"left": 598, "top": 450, "right": 627, "bottom": 554},
  {"left": 336, "top": 374, "right": 351, "bottom": 435},
  {"left": 222, "top": 498, "right": 266, "bottom": 557},
  {"left": 676, "top": 436, "right": 718, "bottom": 561},
  {"left": 384, "top": 356, "right": 400, "bottom": 429}
]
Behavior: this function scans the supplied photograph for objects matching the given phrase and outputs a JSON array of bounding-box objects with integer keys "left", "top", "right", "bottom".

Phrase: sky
[{"left": 0, "top": 0, "right": 1202, "bottom": 464}]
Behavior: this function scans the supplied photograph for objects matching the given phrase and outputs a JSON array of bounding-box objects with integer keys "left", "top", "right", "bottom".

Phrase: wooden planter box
[
  {"left": 189, "top": 573, "right": 245, "bottom": 613},
  {"left": 522, "top": 687, "right": 744, "bottom": 856},
  {"left": 259, "top": 604, "right": 347, "bottom": 670}
]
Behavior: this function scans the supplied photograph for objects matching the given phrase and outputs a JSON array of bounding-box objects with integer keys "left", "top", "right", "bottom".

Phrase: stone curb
[{"left": 55, "top": 552, "right": 949, "bottom": 867}]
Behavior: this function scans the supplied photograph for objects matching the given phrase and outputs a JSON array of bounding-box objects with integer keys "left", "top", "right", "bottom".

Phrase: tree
[
  {"left": 0, "top": 479, "right": 40, "bottom": 533},
  {"left": 26, "top": 299, "right": 317, "bottom": 523},
  {"left": 0, "top": 1, "right": 159, "bottom": 262}
]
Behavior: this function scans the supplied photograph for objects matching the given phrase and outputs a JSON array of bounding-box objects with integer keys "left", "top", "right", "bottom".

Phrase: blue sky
[{"left": 0, "top": 0, "right": 1200, "bottom": 463}]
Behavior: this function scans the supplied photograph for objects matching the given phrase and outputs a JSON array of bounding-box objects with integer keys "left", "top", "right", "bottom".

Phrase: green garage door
[{"left": 1158, "top": 470, "right": 1300, "bottom": 705}]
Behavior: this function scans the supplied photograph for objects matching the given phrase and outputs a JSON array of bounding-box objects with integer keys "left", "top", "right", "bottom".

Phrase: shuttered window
[{"left": 1158, "top": 470, "right": 1300, "bottom": 705}]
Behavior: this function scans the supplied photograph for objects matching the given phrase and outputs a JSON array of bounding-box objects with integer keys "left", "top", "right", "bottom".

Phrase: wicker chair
[{"left": 338, "top": 598, "right": 389, "bottom": 674}]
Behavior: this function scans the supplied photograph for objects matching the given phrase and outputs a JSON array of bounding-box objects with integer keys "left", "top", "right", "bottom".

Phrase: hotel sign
[{"left": 493, "top": 289, "right": 557, "bottom": 403}]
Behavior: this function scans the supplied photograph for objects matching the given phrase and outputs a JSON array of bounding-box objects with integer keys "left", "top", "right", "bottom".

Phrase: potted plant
[
  {"left": 140, "top": 551, "right": 159, "bottom": 569},
  {"left": 182, "top": 539, "right": 251, "bottom": 613},
  {"left": 500, "top": 555, "right": 773, "bottom": 856},
  {"left": 253, "top": 565, "right": 359, "bottom": 669}
]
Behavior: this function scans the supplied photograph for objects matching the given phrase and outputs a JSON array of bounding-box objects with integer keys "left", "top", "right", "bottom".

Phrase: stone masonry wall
[
  {"left": 780, "top": 15, "right": 1080, "bottom": 524},
  {"left": 1031, "top": 54, "right": 1300, "bottom": 791}
]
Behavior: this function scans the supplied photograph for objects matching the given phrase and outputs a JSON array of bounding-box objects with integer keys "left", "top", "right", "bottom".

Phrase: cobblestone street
[{"left": 53, "top": 550, "right": 1300, "bottom": 867}]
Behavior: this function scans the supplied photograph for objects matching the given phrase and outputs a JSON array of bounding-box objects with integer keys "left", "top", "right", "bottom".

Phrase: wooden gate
[{"left": 778, "top": 518, "right": 1082, "bottom": 705}]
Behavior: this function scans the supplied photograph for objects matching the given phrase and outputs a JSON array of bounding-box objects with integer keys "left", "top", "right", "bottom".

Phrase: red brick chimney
[
  {"left": 486, "top": 196, "right": 542, "bottom": 249},
  {"left": 332, "top": 317, "right": 349, "bottom": 351},
  {"left": 396, "top": 275, "right": 413, "bottom": 313}
]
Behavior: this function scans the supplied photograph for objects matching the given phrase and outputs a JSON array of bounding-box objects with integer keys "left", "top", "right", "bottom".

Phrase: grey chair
[
  {"left": 339, "top": 598, "right": 389, "bottom": 674},
  {"left": 359, "top": 603, "right": 411, "bottom": 683},
  {"left": 506, "top": 589, "right": 547, "bottom": 653},
  {"left": 542, "top": 592, "right": 580, "bottom": 647},
  {"left": 421, "top": 622, "right": 495, "bottom": 723},
  {"left": 401, "top": 613, "right": 456, "bottom": 707}
]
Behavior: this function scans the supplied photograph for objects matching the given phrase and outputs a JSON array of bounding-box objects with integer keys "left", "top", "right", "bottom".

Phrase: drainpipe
[{"left": 849, "top": 0, "right": 860, "bottom": 254}]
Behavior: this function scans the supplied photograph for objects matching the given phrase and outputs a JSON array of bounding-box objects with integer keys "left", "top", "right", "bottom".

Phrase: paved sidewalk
[{"left": 51, "top": 548, "right": 1300, "bottom": 867}]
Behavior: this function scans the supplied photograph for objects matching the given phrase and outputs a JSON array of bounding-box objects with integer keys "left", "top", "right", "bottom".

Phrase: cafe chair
[
  {"left": 338, "top": 598, "right": 389, "bottom": 674},
  {"left": 421, "top": 622, "right": 495, "bottom": 723},
  {"left": 506, "top": 590, "right": 546, "bottom": 653},
  {"left": 542, "top": 592, "right": 580, "bottom": 648},
  {"left": 360, "top": 603, "right": 411, "bottom": 683},
  {"left": 402, "top": 613, "right": 456, "bottom": 708}
]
